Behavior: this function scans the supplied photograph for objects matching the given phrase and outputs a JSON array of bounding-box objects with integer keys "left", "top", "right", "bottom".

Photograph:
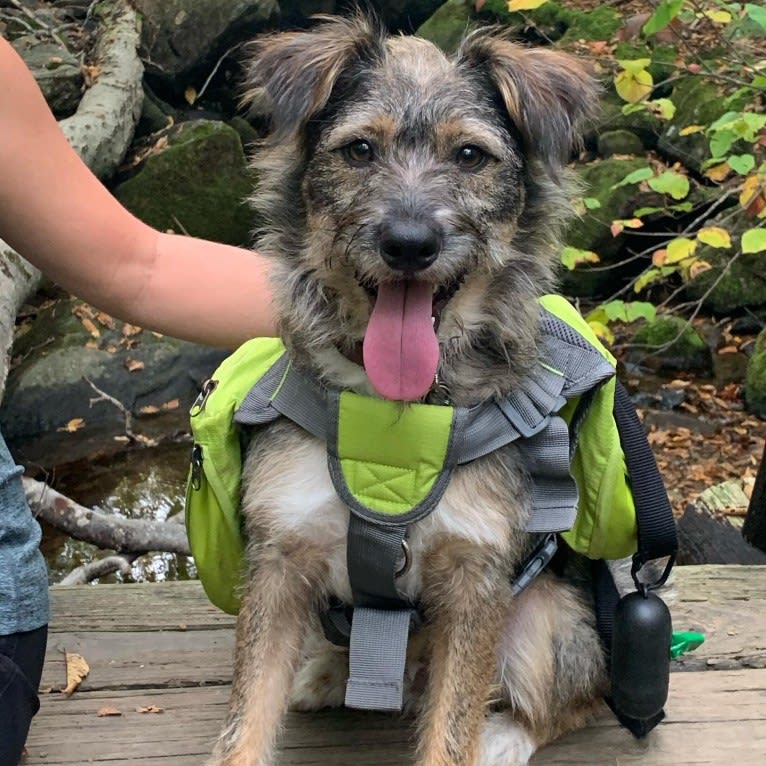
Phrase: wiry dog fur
[{"left": 208, "top": 14, "right": 608, "bottom": 766}]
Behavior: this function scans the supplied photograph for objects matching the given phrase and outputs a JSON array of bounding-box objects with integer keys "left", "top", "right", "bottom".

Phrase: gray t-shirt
[{"left": 0, "top": 430, "right": 49, "bottom": 635}]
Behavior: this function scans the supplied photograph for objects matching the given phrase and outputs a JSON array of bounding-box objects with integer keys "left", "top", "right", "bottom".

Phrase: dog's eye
[
  {"left": 455, "top": 145, "right": 487, "bottom": 171},
  {"left": 343, "top": 140, "right": 374, "bottom": 165}
]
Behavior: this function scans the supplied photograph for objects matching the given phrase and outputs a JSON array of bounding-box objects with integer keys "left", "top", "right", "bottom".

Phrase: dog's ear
[
  {"left": 243, "top": 13, "right": 386, "bottom": 140},
  {"left": 457, "top": 31, "right": 598, "bottom": 170}
]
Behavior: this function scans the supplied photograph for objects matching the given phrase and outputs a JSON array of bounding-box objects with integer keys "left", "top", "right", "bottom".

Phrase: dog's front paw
[{"left": 478, "top": 714, "right": 536, "bottom": 766}]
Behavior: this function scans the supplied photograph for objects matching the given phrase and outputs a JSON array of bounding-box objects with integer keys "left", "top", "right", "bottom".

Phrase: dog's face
[{"left": 246, "top": 15, "right": 596, "bottom": 405}]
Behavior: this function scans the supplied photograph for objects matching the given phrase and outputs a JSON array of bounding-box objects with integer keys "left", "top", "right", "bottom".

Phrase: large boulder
[
  {"left": 113, "top": 120, "right": 257, "bottom": 246},
  {"left": 745, "top": 329, "right": 766, "bottom": 419},
  {"left": 135, "top": 0, "right": 278, "bottom": 84},
  {"left": 0, "top": 297, "right": 226, "bottom": 468}
]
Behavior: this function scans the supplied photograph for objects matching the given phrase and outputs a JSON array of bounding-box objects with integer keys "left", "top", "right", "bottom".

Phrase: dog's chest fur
[{"left": 240, "top": 418, "right": 532, "bottom": 603}]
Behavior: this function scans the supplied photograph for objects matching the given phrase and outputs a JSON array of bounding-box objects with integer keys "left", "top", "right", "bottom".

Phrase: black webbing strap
[
  {"left": 595, "top": 381, "right": 677, "bottom": 738},
  {"left": 613, "top": 381, "right": 677, "bottom": 575}
]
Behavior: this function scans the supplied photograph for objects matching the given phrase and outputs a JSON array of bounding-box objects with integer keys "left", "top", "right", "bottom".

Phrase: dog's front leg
[
  {"left": 208, "top": 540, "right": 328, "bottom": 766},
  {"left": 415, "top": 538, "right": 512, "bottom": 766}
]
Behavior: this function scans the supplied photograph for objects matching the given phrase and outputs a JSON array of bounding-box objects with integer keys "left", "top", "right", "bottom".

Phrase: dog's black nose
[{"left": 379, "top": 220, "right": 441, "bottom": 272}]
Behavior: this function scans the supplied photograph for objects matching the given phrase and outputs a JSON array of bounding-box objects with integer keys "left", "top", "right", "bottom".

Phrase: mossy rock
[
  {"left": 416, "top": 0, "right": 473, "bottom": 52},
  {"left": 630, "top": 316, "right": 712, "bottom": 374},
  {"left": 590, "top": 90, "right": 662, "bottom": 150},
  {"left": 114, "top": 120, "right": 257, "bottom": 246},
  {"left": 480, "top": 1, "right": 620, "bottom": 43},
  {"left": 684, "top": 210, "right": 766, "bottom": 313},
  {"left": 597, "top": 129, "right": 644, "bottom": 157},
  {"left": 745, "top": 329, "right": 766, "bottom": 419}
]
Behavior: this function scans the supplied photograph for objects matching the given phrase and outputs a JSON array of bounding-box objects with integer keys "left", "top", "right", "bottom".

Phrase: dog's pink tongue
[{"left": 363, "top": 281, "right": 439, "bottom": 401}]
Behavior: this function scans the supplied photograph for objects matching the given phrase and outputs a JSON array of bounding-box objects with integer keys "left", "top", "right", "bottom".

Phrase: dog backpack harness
[{"left": 185, "top": 295, "right": 677, "bottom": 734}]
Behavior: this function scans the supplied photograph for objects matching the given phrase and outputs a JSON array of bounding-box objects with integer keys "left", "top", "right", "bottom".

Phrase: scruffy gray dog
[{"left": 208, "top": 14, "right": 606, "bottom": 766}]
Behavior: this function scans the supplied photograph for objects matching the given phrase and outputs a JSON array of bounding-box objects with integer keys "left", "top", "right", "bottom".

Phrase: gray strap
[
  {"left": 345, "top": 607, "right": 412, "bottom": 711},
  {"left": 347, "top": 516, "right": 406, "bottom": 607}
]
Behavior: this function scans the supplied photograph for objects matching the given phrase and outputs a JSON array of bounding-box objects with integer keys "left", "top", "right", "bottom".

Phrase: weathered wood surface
[{"left": 26, "top": 565, "right": 766, "bottom": 765}]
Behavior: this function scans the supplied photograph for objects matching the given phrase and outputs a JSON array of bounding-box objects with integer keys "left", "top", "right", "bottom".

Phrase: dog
[{"left": 208, "top": 14, "right": 606, "bottom": 766}]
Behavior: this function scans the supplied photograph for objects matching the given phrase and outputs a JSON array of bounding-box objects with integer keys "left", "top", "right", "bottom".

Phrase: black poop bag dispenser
[{"left": 609, "top": 554, "right": 674, "bottom": 737}]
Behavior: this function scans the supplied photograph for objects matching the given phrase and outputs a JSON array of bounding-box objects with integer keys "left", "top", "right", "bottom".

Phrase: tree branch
[
  {"left": 22, "top": 476, "right": 191, "bottom": 556},
  {"left": 59, "top": 554, "right": 136, "bottom": 585}
]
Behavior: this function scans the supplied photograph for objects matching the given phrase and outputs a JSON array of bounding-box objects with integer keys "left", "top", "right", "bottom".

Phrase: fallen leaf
[
  {"left": 57, "top": 418, "right": 85, "bottom": 433},
  {"left": 97, "top": 706, "right": 122, "bottom": 717},
  {"left": 95, "top": 312, "right": 116, "bottom": 329},
  {"left": 125, "top": 358, "right": 145, "bottom": 372},
  {"left": 62, "top": 652, "right": 90, "bottom": 697},
  {"left": 136, "top": 704, "right": 164, "bottom": 714},
  {"left": 161, "top": 399, "right": 180, "bottom": 411},
  {"left": 139, "top": 405, "right": 160, "bottom": 415},
  {"left": 122, "top": 323, "right": 143, "bottom": 337},
  {"left": 80, "top": 317, "right": 101, "bottom": 338}
]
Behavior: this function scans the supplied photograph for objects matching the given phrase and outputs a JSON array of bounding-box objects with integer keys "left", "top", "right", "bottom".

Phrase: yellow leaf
[
  {"left": 62, "top": 652, "right": 90, "bottom": 697},
  {"left": 507, "top": 0, "right": 548, "bottom": 9},
  {"left": 587, "top": 320, "right": 614, "bottom": 345},
  {"left": 615, "top": 67, "right": 653, "bottom": 103},
  {"left": 697, "top": 227, "right": 732, "bottom": 249},
  {"left": 704, "top": 9, "right": 732, "bottom": 23},
  {"left": 57, "top": 418, "right": 85, "bottom": 433},
  {"left": 740, "top": 174, "right": 763, "bottom": 208},
  {"left": 184, "top": 85, "right": 197, "bottom": 105},
  {"left": 666, "top": 237, "right": 697, "bottom": 263},
  {"left": 705, "top": 161, "right": 731, "bottom": 182},
  {"left": 679, "top": 124, "right": 704, "bottom": 136}
]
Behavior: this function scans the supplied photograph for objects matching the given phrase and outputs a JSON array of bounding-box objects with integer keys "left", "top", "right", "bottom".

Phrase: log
[
  {"left": 677, "top": 500, "right": 766, "bottom": 565},
  {"left": 743, "top": 442, "right": 766, "bottom": 554},
  {"left": 22, "top": 476, "right": 190, "bottom": 557}
]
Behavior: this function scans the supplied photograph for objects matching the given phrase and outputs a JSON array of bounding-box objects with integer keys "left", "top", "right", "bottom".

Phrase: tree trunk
[
  {"left": 743, "top": 442, "right": 766, "bottom": 554},
  {"left": 0, "top": 0, "right": 143, "bottom": 401}
]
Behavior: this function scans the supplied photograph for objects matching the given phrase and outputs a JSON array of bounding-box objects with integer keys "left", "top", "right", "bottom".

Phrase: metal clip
[
  {"left": 190, "top": 378, "right": 218, "bottom": 417},
  {"left": 190, "top": 444, "right": 203, "bottom": 490}
]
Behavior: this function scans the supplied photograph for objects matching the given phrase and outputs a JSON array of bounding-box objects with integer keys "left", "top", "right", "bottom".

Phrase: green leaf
[
  {"left": 621, "top": 103, "right": 647, "bottom": 115},
  {"left": 642, "top": 0, "right": 684, "bottom": 35},
  {"left": 709, "top": 129, "right": 736, "bottom": 158},
  {"left": 741, "top": 228, "right": 766, "bottom": 254},
  {"left": 649, "top": 98, "right": 676, "bottom": 120},
  {"left": 583, "top": 197, "right": 602, "bottom": 210},
  {"left": 745, "top": 3, "right": 766, "bottom": 31},
  {"left": 616, "top": 58, "right": 652, "bottom": 74},
  {"left": 633, "top": 206, "right": 665, "bottom": 217},
  {"left": 612, "top": 166, "right": 654, "bottom": 189},
  {"left": 634, "top": 268, "right": 665, "bottom": 293},
  {"left": 728, "top": 154, "right": 756, "bottom": 175},
  {"left": 593, "top": 300, "right": 657, "bottom": 324},
  {"left": 560, "top": 246, "right": 600, "bottom": 270},
  {"left": 648, "top": 171, "right": 690, "bottom": 200},
  {"left": 708, "top": 112, "right": 740, "bottom": 132},
  {"left": 669, "top": 201, "right": 694, "bottom": 213}
]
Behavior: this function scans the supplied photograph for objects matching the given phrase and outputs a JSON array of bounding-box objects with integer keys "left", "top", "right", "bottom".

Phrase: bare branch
[
  {"left": 59, "top": 554, "right": 136, "bottom": 585},
  {"left": 22, "top": 477, "right": 190, "bottom": 555}
]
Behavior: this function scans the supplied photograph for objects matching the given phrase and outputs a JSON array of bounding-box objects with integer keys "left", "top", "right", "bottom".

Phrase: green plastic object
[{"left": 670, "top": 631, "right": 706, "bottom": 659}]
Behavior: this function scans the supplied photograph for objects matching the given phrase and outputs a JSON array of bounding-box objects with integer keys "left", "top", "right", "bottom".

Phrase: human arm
[{"left": 0, "top": 36, "right": 275, "bottom": 348}]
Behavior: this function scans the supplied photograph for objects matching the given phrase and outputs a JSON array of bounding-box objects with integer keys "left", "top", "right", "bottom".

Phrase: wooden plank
[
  {"left": 40, "top": 566, "right": 766, "bottom": 694},
  {"left": 48, "top": 565, "right": 766, "bottom": 633},
  {"left": 25, "top": 670, "right": 766, "bottom": 765}
]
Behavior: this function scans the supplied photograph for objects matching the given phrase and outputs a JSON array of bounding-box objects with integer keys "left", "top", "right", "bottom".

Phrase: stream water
[{"left": 41, "top": 441, "right": 197, "bottom": 584}]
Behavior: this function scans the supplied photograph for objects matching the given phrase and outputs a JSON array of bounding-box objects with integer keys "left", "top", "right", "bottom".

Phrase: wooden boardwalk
[{"left": 25, "top": 565, "right": 766, "bottom": 765}]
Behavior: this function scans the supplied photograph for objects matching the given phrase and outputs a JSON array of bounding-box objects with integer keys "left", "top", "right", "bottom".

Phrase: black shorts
[{"left": 0, "top": 625, "right": 48, "bottom": 766}]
